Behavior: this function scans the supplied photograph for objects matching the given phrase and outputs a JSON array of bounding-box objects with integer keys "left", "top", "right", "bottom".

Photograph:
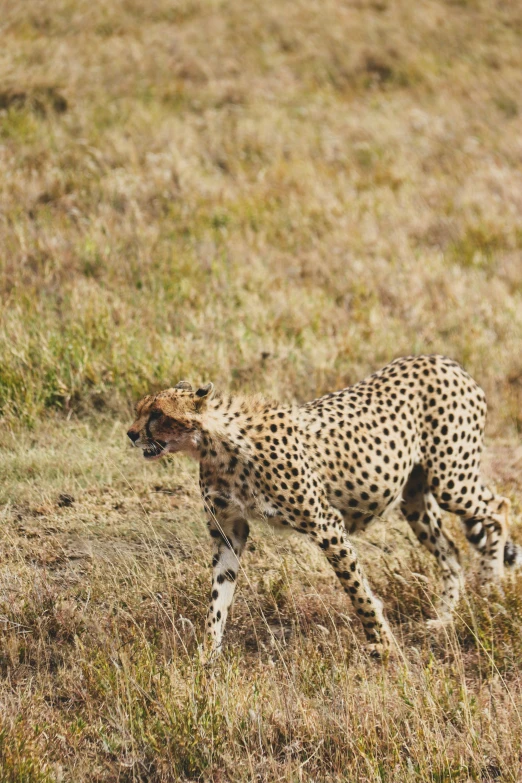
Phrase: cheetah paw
[
  {"left": 364, "top": 642, "right": 390, "bottom": 661},
  {"left": 198, "top": 643, "right": 222, "bottom": 666}
]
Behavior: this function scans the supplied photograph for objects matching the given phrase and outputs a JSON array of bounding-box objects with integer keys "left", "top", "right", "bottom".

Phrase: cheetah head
[{"left": 127, "top": 381, "right": 214, "bottom": 460}]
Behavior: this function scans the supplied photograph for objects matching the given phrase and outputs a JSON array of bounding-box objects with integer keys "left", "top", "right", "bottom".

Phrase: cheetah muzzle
[
  {"left": 142, "top": 440, "right": 167, "bottom": 460},
  {"left": 128, "top": 356, "right": 521, "bottom": 661}
]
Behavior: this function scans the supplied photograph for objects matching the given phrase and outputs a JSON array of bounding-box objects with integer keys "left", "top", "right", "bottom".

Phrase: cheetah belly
[
  {"left": 248, "top": 497, "right": 288, "bottom": 529},
  {"left": 257, "top": 502, "right": 292, "bottom": 530}
]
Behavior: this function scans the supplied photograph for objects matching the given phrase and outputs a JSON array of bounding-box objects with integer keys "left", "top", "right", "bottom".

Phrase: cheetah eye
[{"left": 149, "top": 410, "right": 162, "bottom": 422}]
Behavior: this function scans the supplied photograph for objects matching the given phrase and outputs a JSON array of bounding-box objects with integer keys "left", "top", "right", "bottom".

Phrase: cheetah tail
[{"left": 504, "top": 540, "right": 522, "bottom": 567}]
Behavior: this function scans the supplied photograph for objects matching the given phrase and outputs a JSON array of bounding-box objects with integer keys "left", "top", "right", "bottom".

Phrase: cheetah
[{"left": 127, "top": 355, "right": 519, "bottom": 658}]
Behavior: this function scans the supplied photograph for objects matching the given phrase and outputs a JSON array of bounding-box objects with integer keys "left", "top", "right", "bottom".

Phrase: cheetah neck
[{"left": 193, "top": 394, "right": 281, "bottom": 467}]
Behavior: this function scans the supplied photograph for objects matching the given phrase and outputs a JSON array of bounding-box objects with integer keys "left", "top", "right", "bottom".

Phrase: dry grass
[
  {"left": 1, "top": 0, "right": 522, "bottom": 780},
  {"left": 2, "top": 425, "right": 522, "bottom": 781}
]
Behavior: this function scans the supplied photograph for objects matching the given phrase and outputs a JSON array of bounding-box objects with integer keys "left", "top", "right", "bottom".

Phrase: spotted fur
[{"left": 128, "top": 356, "right": 519, "bottom": 658}]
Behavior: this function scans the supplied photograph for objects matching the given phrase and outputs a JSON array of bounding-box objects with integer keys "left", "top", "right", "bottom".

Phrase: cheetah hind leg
[
  {"left": 477, "top": 495, "right": 510, "bottom": 587},
  {"left": 456, "top": 490, "right": 513, "bottom": 589},
  {"left": 401, "top": 467, "right": 463, "bottom": 626}
]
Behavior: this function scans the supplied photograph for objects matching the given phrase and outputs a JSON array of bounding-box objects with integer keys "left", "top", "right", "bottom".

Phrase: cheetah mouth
[{"left": 143, "top": 440, "right": 167, "bottom": 460}]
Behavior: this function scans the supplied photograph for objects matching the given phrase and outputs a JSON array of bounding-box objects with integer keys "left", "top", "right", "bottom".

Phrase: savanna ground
[{"left": 1, "top": 0, "right": 522, "bottom": 780}]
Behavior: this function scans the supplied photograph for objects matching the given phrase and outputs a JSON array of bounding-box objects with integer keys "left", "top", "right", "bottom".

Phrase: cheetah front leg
[
  {"left": 204, "top": 517, "right": 249, "bottom": 659},
  {"left": 309, "top": 507, "right": 395, "bottom": 659}
]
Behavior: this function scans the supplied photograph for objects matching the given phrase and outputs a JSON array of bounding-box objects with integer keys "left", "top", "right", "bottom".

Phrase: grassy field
[{"left": 1, "top": 0, "right": 522, "bottom": 779}]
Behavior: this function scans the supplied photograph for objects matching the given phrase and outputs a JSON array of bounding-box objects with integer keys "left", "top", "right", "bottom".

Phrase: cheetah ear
[
  {"left": 195, "top": 382, "right": 214, "bottom": 406},
  {"left": 174, "top": 380, "right": 193, "bottom": 391}
]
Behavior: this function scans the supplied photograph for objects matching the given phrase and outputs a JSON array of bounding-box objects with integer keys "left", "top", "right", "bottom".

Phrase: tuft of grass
[{"left": 0, "top": 720, "right": 53, "bottom": 783}]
